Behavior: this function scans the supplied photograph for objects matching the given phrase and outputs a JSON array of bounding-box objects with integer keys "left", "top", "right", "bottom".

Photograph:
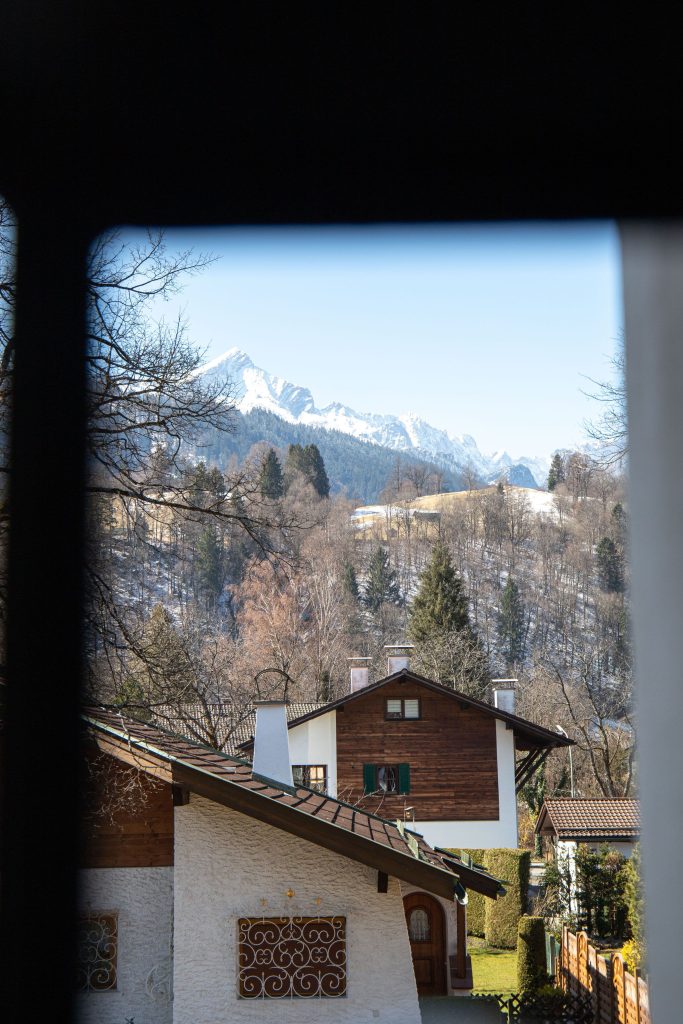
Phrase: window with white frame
[{"left": 385, "top": 697, "right": 421, "bottom": 720}]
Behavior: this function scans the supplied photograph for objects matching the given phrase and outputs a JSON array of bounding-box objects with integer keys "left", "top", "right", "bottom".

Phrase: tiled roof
[
  {"left": 536, "top": 798, "right": 640, "bottom": 840},
  {"left": 84, "top": 705, "right": 503, "bottom": 901},
  {"left": 150, "top": 702, "right": 325, "bottom": 755}
]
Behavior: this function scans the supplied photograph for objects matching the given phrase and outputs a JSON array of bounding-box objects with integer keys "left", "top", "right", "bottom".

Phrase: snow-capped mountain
[{"left": 200, "top": 348, "right": 550, "bottom": 486}]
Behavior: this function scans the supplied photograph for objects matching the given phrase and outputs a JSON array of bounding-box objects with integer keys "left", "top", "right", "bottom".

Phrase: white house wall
[
  {"left": 78, "top": 866, "right": 173, "bottom": 1024},
  {"left": 287, "top": 711, "right": 337, "bottom": 795},
  {"left": 414, "top": 720, "right": 518, "bottom": 849},
  {"left": 173, "top": 794, "right": 421, "bottom": 1024}
]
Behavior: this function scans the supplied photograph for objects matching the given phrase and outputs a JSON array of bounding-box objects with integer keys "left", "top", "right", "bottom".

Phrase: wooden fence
[{"left": 557, "top": 926, "right": 651, "bottom": 1024}]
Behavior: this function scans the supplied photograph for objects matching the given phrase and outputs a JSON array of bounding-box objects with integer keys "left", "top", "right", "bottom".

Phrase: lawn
[{"left": 469, "top": 945, "right": 518, "bottom": 996}]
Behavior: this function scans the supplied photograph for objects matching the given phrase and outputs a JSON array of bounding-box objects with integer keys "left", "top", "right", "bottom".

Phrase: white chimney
[
  {"left": 252, "top": 700, "right": 293, "bottom": 788},
  {"left": 492, "top": 679, "right": 517, "bottom": 715},
  {"left": 349, "top": 657, "right": 372, "bottom": 693},
  {"left": 385, "top": 644, "right": 414, "bottom": 675}
]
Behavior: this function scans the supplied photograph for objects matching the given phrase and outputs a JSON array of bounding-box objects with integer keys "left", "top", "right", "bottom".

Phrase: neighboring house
[
  {"left": 152, "top": 701, "right": 325, "bottom": 754},
  {"left": 79, "top": 703, "right": 503, "bottom": 1024},
  {"left": 535, "top": 797, "right": 640, "bottom": 915},
  {"left": 238, "top": 650, "right": 572, "bottom": 850}
]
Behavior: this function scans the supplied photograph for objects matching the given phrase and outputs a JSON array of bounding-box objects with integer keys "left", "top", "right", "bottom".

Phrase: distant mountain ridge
[{"left": 199, "top": 348, "right": 550, "bottom": 488}]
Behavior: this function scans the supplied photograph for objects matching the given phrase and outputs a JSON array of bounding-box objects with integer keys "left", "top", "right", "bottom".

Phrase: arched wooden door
[{"left": 403, "top": 892, "right": 447, "bottom": 996}]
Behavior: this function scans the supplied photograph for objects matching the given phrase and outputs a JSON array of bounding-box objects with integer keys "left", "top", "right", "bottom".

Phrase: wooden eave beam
[
  {"left": 515, "top": 748, "right": 550, "bottom": 793},
  {"left": 515, "top": 749, "right": 539, "bottom": 785}
]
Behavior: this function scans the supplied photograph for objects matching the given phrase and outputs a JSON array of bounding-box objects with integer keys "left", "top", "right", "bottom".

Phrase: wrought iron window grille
[
  {"left": 238, "top": 916, "right": 346, "bottom": 998},
  {"left": 76, "top": 914, "right": 118, "bottom": 992}
]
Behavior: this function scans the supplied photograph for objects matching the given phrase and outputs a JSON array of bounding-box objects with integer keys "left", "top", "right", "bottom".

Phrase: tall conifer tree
[
  {"left": 498, "top": 576, "right": 526, "bottom": 667},
  {"left": 304, "top": 444, "right": 330, "bottom": 498},
  {"left": 408, "top": 542, "right": 488, "bottom": 692},
  {"left": 363, "top": 546, "right": 401, "bottom": 611},
  {"left": 547, "top": 452, "right": 565, "bottom": 492},
  {"left": 259, "top": 448, "right": 284, "bottom": 499},
  {"left": 408, "top": 542, "right": 471, "bottom": 640}
]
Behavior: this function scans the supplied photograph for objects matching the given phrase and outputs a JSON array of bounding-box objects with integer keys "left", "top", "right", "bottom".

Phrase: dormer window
[{"left": 385, "top": 698, "right": 421, "bottom": 720}]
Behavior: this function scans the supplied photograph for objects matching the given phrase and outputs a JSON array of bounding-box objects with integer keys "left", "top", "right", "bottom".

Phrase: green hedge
[
  {"left": 517, "top": 916, "right": 547, "bottom": 992},
  {"left": 484, "top": 849, "right": 531, "bottom": 949},
  {"left": 457, "top": 848, "right": 486, "bottom": 937},
  {"left": 445, "top": 847, "right": 530, "bottom": 947}
]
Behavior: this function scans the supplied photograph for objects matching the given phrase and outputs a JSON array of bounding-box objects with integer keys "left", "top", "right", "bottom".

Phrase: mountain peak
[
  {"left": 197, "top": 349, "right": 548, "bottom": 486},
  {"left": 200, "top": 347, "right": 254, "bottom": 374}
]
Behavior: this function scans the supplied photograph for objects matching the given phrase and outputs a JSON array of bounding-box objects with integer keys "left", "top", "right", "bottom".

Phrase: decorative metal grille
[
  {"left": 76, "top": 915, "right": 118, "bottom": 992},
  {"left": 238, "top": 916, "right": 346, "bottom": 998}
]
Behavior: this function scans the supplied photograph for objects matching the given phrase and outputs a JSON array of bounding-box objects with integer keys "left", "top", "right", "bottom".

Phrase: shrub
[
  {"left": 624, "top": 845, "right": 646, "bottom": 967},
  {"left": 517, "top": 915, "right": 548, "bottom": 992},
  {"left": 621, "top": 938, "right": 644, "bottom": 975},
  {"left": 485, "top": 849, "right": 531, "bottom": 949},
  {"left": 575, "top": 844, "right": 628, "bottom": 937}
]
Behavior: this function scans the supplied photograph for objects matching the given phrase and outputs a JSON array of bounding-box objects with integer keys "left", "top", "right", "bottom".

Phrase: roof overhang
[{"left": 85, "top": 715, "right": 503, "bottom": 902}]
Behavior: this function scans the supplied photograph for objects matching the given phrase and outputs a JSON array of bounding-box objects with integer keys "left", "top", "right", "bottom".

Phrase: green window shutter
[
  {"left": 398, "top": 763, "right": 411, "bottom": 794},
  {"left": 363, "top": 764, "right": 376, "bottom": 794}
]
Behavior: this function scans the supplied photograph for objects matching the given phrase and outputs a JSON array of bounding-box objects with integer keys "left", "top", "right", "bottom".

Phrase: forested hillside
[
  {"left": 0, "top": 220, "right": 633, "bottom": 837},
  {"left": 198, "top": 409, "right": 465, "bottom": 502}
]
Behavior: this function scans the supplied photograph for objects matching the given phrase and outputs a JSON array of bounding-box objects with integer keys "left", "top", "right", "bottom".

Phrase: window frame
[
  {"left": 291, "top": 764, "right": 328, "bottom": 793},
  {"left": 363, "top": 762, "right": 411, "bottom": 795},
  {"left": 384, "top": 697, "right": 422, "bottom": 721}
]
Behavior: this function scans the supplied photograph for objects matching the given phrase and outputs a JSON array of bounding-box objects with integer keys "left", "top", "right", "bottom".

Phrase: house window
[
  {"left": 409, "top": 907, "right": 431, "bottom": 942},
  {"left": 238, "top": 916, "right": 346, "bottom": 998},
  {"left": 292, "top": 764, "right": 328, "bottom": 793},
  {"left": 76, "top": 914, "right": 118, "bottom": 992},
  {"left": 363, "top": 762, "right": 410, "bottom": 794},
  {"left": 385, "top": 698, "right": 421, "bottom": 720}
]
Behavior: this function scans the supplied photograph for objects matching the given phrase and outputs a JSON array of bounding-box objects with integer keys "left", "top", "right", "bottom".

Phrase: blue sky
[{"left": 140, "top": 222, "right": 622, "bottom": 459}]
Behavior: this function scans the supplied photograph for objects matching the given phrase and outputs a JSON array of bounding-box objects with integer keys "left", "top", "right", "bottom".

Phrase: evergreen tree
[
  {"left": 498, "top": 576, "right": 526, "bottom": 667},
  {"left": 363, "top": 545, "right": 401, "bottom": 612},
  {"left": 284, "top": 442, "right": 330, "bottom": 497},
  {"left": 408, "top": 542, "right": 471, "bottom": 640},
  {"left": 304, "top": 444, "right": 330, "bottom": 498},
  {"left": 283, "top": 443, "right": 307, "bottom": 491},
  {"left": 342, "top": 561, "right": 360, "bottom": 601},
  {"left": 195, "top": 527, "right": 225, "bottom": 605},
  {"left": 125, "top": 603, "right": 195, "bottom": 705},
  {"left": 596, "top": 536, "right": 623, "bottom": 592},
  {"left": 547, "top": 452, "right": 565, "bottom": 491},
  {"left": 259, "top": 448, "right": 284, "bottom": 499},
  {"left": 408, "top": 542, "right": 488, "bottom": 692}
]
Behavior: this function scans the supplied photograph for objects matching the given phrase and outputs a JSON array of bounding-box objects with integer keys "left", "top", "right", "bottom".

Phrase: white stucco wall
[
  {"left": 414, "top": 720, "right": 519, "bottom": 849},
  {"left": 288, "top": 710, "right": 337, "bottom": 795},
  {"left": 586, "top": 840, "right": 636, "bottom": 858},
  {"left": 77, "top": 866, "right": 173, "bottom": 1024},
  {"left": 172, "top": 795, "right": 421, "bottom": 1024}
]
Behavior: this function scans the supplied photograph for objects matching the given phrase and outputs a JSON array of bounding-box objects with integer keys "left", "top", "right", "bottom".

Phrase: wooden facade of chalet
[
  {"left": 81, "top": 749, "right": 175, "bottom": 869},
  {"left": 335, "top": 677, "right": 500, "bottom": 821}
]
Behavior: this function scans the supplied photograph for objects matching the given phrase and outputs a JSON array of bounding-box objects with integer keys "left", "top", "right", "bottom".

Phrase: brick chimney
[
  {"left": 252, "top": 700, "right": 293, "bottom": 788},
  {"left": 492, "top": 679, "right": 517, "bottom": 715},
  {"left": 349, "top": 657, "right": 372, "bottom": 693}
]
